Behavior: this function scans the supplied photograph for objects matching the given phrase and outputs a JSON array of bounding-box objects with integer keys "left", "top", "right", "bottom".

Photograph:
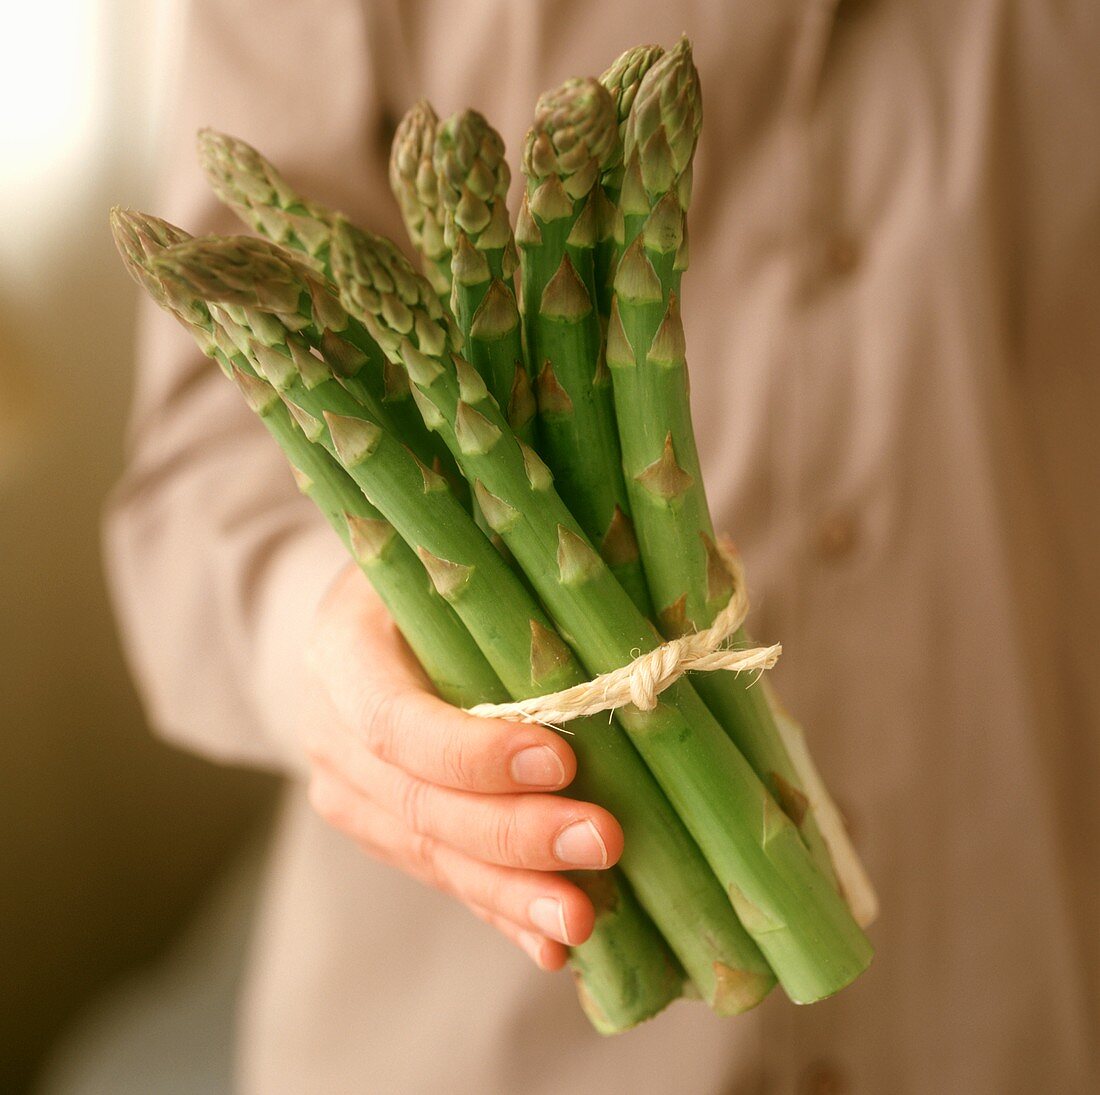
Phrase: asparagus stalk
[
  {"left": 389, "top": 101, "right": 452, "bottom": 300},
  {"left": 607, "top": 39, "right": 876, "bottom": 921},
  {"left": 432, "top": 109, "right": 536, "bottom": 445},
  {"left": 596, "top": 43, "right": 666, "bottom": 318},
  {"left": 327, "top": 221, "right": 873, "bottom": 1003},
  {"left": 197, "top": 129, "right": 465, "bottom": 500},
  {"left": 517, "top": 78, "right": 651, "bottom": 613},
  {"left": 153, "top": 231, "right": 779, "bottom": 1016},
  {"left": 115, "top": 210, "right": 687, "bottom": 1034}
]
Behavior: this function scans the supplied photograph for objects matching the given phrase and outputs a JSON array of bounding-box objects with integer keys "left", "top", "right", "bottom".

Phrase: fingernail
[
  {"left": 529, "top": 896, "right": 570, "bottom": 944},
  {"left": 553, "top": 819, "right": 608, "bottom": 868},
  {"left": 510, "top": 745, "right": 566, "bottom": 788}
]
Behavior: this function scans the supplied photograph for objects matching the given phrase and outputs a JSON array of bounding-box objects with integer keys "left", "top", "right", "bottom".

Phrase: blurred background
[{"left": 1, "top": 4, "right": 278, "bottom": 1090}]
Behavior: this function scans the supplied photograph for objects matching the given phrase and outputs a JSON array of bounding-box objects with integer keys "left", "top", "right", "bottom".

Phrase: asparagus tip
[
  {"left": 524, "top": 76, "right": 619, "bottom": 195},
  {"left": 197, "top": 128, "right": 335, "bottom": 252},
  {"left": 390, "top": 99, "right": 447, "bottom": 260},
  {"left": 599, "top": 42, "right": 666, "bottom": 126},
  {"left": 434, "top": 109, "right": 509, "bottom": 216},
  {"left": 624, "top": 35, "right": 703, "bottom": 187}
]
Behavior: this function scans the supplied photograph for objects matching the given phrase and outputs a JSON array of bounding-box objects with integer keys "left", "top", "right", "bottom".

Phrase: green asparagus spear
[
  {"left": 326, "top": 221, "right": 873, "bottom": 1003},
  {"left": 433, "top": 109, "right": 536, "bottom": 444},
  {"left": 517, "top": 78, "right": 651, "bottom": 613},
  {"left": 606, "top": 39, "right": 876, "bottom": 918},
  {"left": 154, "top": 231, "right": 780, "bottom": 1016}
]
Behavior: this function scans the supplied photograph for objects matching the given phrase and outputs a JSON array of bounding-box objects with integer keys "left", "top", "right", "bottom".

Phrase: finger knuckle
[
  {"left": 357, "top": 688, "right": 402, "bottom": 761},
  {"left": 441, "top": 730, "right": 479, "bottom": 788},
  {"left": 398, "top": 775, "right": 432, "bottom": 834},
  {"left": 487, "top": 807, "right": 522, "bottom": 865}
]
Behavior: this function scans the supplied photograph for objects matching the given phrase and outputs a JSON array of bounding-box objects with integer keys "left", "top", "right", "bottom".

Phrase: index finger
[{"left": 344, "top": 683, "right": 578, "bottom": 793}]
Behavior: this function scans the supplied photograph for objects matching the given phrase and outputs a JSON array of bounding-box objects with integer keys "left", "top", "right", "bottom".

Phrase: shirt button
[
  {"left": 814, "top": 512, "right": 859, "bottom": 560},
  {"left": 825, "top": 234, "right": 861, "bottom": 276},
  {"left": 799, "top": 1060, "right": 848, "bottom": 1095}
]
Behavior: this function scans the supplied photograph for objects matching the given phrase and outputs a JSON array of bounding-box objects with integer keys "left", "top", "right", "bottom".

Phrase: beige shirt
[{"left": 106, "top": 1, "right": 1100, "bottom": 1091}]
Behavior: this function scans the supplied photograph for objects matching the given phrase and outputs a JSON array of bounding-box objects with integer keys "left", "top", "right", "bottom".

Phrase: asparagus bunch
[{"left": 112, "top": 32, "right": 878, "bottom": 1030}]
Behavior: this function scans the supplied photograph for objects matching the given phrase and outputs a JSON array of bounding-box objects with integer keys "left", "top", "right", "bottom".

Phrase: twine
[{"left": 465, "top": 541, "right": 781, "bottom": 726}]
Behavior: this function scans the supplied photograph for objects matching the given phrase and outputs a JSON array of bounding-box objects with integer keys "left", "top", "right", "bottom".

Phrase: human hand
[{"left": 303, "top": 563, "right": 624, "bottom": 971}]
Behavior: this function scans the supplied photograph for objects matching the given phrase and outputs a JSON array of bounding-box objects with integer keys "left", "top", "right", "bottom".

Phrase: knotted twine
[{"left": 465, "top": 540, "right": 781, "bottom": 727}]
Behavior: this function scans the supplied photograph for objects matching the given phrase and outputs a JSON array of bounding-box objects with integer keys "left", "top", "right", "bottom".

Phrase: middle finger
[{"left": 314, "top": 746, "right": 623, "bottom": 872}]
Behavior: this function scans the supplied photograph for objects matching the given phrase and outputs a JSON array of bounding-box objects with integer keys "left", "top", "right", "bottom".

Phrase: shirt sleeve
[{"left": 103, "top": 0, "right": 406, "bottom": 774}]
